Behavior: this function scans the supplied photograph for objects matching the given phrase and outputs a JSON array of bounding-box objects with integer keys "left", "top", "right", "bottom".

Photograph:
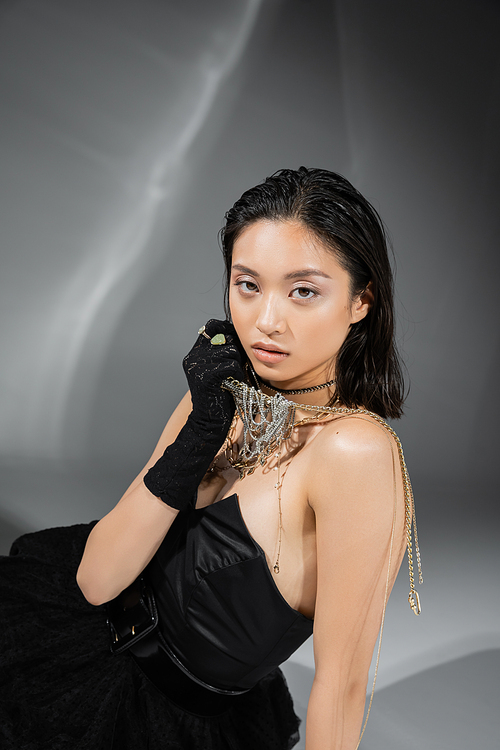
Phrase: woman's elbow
[{"left": 76, "top": 564, "right": 113, "bottom": 607}]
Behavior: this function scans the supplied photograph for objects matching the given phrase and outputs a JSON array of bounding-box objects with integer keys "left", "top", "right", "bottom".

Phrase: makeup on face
[{"left": 229, "top": 220, "right": 368, "bottom": 392}]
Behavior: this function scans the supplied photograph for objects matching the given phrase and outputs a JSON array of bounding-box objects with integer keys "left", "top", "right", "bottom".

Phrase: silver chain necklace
[
  {"left": 221, "top": 377, "right": 297, "bottom": 475},
  {"left": 221, "top": 376, "right": 423, "bottom": 611},
  {"left": 220, "top": 374, "right": 423, "bottom": 750}
]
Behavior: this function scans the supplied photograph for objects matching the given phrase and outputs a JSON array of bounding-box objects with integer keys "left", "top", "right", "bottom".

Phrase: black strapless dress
[{"left": 0, "top": 494, "right": 313, "bottom": 749}]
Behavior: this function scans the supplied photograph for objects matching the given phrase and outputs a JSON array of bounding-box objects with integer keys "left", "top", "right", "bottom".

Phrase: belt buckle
[{"left": 106, "top": 574, "right": 158, "bottom": 654}]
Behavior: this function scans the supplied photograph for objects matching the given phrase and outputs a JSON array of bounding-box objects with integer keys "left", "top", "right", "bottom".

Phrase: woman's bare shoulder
[
  {"left": 306, "top": 414, "right": 396, "bottom": 513},
  {"left": 312, "top": 412, "right": 394, "bottom": 458}
]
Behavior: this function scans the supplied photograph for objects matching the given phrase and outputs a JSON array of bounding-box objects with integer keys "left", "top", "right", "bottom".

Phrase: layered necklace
[
  {"left": 219, "top": 375, "right": 423, "bottom": 749},
  {"left": 221, "top": 376, "right": 334, "bottom": 478},
  {"left": 220, "top": 375, "right": 423, "bottom": 616}
]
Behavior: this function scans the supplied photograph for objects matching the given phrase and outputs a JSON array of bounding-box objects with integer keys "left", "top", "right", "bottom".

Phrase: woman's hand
[
  {"left": 143, "top": 319, "right": 245, "bottom": 509},
  {"left": 77, "top": 320, "right": 246, "bottom": 606},
  {"left": 182, "top": 318, "right": 246, "bottom": 431}
]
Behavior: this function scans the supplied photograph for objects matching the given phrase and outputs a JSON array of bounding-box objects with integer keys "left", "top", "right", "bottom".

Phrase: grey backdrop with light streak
[{"left": 1, "top": 0, "right": 499, "bottom": 747}]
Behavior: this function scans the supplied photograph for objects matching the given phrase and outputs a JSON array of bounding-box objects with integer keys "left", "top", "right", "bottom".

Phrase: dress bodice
[{"left": 147, "top": 494, "right": 313, "bottom": 691}]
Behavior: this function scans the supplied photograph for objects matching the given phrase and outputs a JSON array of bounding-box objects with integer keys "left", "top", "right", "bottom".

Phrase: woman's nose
[{"left": 255, "top": 296, "right": 285, "bottom": 335}]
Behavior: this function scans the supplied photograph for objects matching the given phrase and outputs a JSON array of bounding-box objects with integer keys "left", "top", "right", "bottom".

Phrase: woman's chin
[
  {"left": 250, "top": 362, "right": 333, "bottom": 392},
  {"left": 251, "top": 364, "right": 303, "bottom": 389},
  {"left": 249, "top": 359, "right": 289, "bottom": 382}
]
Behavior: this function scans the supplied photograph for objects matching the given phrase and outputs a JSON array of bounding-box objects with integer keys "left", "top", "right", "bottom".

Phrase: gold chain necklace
[
  {"left": 297, "top": 402, "right": 423, "bottom": 613},
  {"left": 221, "top": 376, "right": 423, "bottom": 613},
  {"left": 220, "top": 377, "right": 423, "bottom": 747}
]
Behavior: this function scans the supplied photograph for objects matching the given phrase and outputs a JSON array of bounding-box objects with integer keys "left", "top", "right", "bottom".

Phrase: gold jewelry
[
  {"left": 198, "top": 326, "right": 226, "bottom": 345},
  {"left": 273, "top": 442, "right": 283, "bottom": 574},
  {"left": 354, "top": 415, "right": 399, "bottom": 749},
  {"left": 221, "top": 376, "right": 422, "bottom": 747},
  {"left": 257, "top": 374, "right": 336, "bottom": 395},
  {"left": 221, "top": 377, "right": 423, "bottom": 614}
]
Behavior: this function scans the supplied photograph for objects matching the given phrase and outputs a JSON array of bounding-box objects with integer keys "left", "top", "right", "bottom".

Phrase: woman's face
[{"left": 229, "top": 220, "right": 370, "bottom": 390}]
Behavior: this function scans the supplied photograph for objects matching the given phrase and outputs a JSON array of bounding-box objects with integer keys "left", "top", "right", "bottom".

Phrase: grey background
[{"left": 1, "top": 0, "right": 499, "bottom": 747}]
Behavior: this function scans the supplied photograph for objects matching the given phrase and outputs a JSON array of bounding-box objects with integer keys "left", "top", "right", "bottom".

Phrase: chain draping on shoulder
[{"left": 221, "top": 376, "right": 423, "bottom": 747}]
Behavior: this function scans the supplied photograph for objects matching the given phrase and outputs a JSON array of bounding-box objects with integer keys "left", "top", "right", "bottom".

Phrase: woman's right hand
[
  {"left": 77, "top": 321, "right": 246, "bottom": 606},
  {"left": 142, "top": 319, "right": 245, "bottom": 511},
  {"left": 182, "top": 318, "right": 246, "bottom": 432}
]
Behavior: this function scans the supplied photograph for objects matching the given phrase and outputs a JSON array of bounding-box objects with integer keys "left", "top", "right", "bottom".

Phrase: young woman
[{"left": 0, "top": 167, "right": 422, "bottom": 749}]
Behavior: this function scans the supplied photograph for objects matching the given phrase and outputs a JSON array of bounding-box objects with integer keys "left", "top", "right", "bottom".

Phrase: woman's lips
[{"left": 251, "top": 346, "right": 289, "bottom": 364}]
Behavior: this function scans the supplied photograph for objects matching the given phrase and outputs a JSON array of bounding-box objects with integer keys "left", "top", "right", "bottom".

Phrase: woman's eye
[
  {"left": 291, "top": 287, "right": 316, "bottom": 300},
  {"left": 236, "top": 280, "right": 258, "bottom": 293}
]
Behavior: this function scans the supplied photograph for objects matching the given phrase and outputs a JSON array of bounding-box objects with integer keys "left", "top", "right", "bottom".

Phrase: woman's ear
[{"left": 351, "top": 281, "right": 374, "bottom": 323}]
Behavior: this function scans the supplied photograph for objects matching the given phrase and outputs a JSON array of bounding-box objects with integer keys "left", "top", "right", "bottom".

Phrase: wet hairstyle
[{"left": 219, "top": 167, "right": 405, "bottom": 419}]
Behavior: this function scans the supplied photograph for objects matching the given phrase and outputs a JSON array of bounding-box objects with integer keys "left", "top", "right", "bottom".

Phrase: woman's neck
[{"left": 258, "top": 380, "right": 337, "bottom": 410}]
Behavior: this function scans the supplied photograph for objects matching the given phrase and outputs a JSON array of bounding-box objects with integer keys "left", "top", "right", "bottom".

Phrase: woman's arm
[
  {"left": 305, "top": 417, "right": 405, "bottom": 750},
  {"left": 76, "top": 391, "right": 192, "bottom": 606},
  {"left": 77, "top": 319, "right": 245, "bottom": 606}
]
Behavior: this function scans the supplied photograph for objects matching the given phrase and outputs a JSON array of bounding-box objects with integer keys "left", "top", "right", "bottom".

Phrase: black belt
[{"left": 106, "top": 575, "right": 249, "bottom": 716}]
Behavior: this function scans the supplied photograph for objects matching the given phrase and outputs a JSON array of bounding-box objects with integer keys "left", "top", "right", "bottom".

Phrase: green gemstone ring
[
  {"left": 198, "top": 326, "right": 226, "bottom": 345},
  {"left": 210, "top": 333, "right": 226, "bottom": 345}
]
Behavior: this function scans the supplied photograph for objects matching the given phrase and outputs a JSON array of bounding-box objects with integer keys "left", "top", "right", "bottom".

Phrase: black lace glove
[{"left": 143, "top": 320, "right": 245, "bottom": 511}]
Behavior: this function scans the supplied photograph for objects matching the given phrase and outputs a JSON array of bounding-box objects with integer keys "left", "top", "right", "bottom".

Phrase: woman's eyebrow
[
  {"left": 232, "top": 264, "right": 259, "bottom": 275},
  {"left": 231, "top": 264, "right": 331, "bottom": 280},
  {"left": 285, "top": 268, "right": 331, "bottom": 280}
]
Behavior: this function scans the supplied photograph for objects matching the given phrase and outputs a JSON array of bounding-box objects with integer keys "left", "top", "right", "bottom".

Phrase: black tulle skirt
[{"left": 0, "top": 523, "right": 300, "bottom": 750}]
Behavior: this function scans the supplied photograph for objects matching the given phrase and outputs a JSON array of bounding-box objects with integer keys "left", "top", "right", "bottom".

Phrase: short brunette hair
[{"left": 220, "top": 167, "right": 405, "bottom": 419}]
